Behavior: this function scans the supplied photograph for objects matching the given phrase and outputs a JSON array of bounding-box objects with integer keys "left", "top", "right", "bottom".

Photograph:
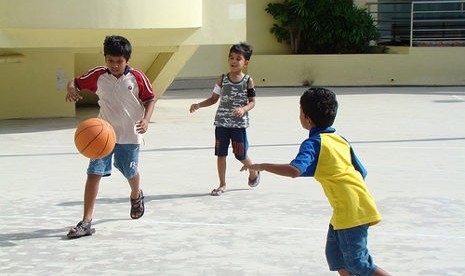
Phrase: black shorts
[{"left": 215, "top": 127, "right": 248, "bottom": 160}]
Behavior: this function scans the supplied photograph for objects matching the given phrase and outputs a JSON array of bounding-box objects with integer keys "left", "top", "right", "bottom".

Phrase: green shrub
[{"left": 266, "top": 0, "right": 379, "bottom": 54}]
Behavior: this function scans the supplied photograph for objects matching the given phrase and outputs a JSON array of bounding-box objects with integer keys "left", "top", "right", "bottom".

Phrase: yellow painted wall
[
  {"left": 184, "top": 0, "right": 247, "bottom": 45},
  {"left": 0, "top": 0, "right": 202, "bottom": 30},
  {"left": 178, "top": 0, "right": 285, "bottom": 78},
  {"left": 245, "top": 0, "right": 465, "bottom": 87},
  {"left": 246, "top": 0, "right": 289, "bottom": 54},
  {"left": 248, "top": 47, "right": 465, "bottom": 86},
  {"left": 0, "top": 0, "right": 247, "bottom": 119},
  {"left": 176, "top": 45, "right": 229, "bottom": 78},
  {"left": 0, "top": 49, "right": 75, "bottom": 118},
  {"left": 177, "top": 0, "right": 465, "bottom": 89},
  {"left": 178, "top": 0, "right": 287, "bottom": 78}
]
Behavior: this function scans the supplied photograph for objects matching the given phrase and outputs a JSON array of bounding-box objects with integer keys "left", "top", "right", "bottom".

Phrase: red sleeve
[
  {"left": 130, "top": 68, "right": 155, "bottom": 102},
  {"left": 74, "top": 66, "right": 107, "bottom": 93}
]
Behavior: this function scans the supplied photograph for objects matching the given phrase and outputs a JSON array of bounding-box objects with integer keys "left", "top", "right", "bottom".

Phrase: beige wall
[
  {"left": 0, "top": 49, "right": 74, "bottom": 118},
  {"left": 181, "top": 45, "right": 465, "bottom": 87},
  {"left": 3, "top": 0, "right": 465, "bottom": 119},
  {"left": 0, "top": 0, "right": 202, "bottom": 30},
  {"left": 177, "top": 0, "right": 287, "bottom": 78},
  {"left": 176, "top": 45, "right": 229, "bottom": 78},
  {"left": 178, "top": 0, "right": 368, "bottom": 77},
  {"left": 248, "top": 47, "right": 465, "bottom": 87},
  {"left": 246, "top": 0, "right": 289, "bottom": 54},
  {"left": 177, "top": 0, "right": 465, "bottom": 88},
  {"left": 0, "top": 0, "right": 247, "bottom": 119},
  {"left": 184, "top": 0, "right": 247, "bottom": 45}
]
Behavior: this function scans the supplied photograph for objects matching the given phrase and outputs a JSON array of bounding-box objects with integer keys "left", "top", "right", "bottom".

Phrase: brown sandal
[
  {"left": 130, "top": 190, "right": 145, "bottom": 219},
  {"left": 67, "top": 220, "right": 95, "bottom": 239},
  {"left": 211, "top": 188, "right": 225, "bottom": 196}
]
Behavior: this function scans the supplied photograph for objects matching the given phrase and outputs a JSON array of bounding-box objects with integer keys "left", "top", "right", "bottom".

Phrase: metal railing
[{"left": 367, "top": 0, "right": 465, "bottom": 47}]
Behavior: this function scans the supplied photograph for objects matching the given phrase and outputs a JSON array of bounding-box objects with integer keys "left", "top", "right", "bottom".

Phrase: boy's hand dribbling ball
[{"left": 74, "top": 118, "right": 116, "bottom": 159}]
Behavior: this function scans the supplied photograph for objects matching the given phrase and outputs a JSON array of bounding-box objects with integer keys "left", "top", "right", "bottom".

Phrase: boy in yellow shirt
[{"left": 241, "top": 88, "right": 390, "bottom": 276}]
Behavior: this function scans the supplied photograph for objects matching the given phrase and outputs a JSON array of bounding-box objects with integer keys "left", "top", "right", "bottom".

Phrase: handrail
[
  {"left": 410, "top": 2, "right": 414, "bottom": 46},
  {"left": 367, "top": 0, "right": 465, "bottom": 47},
  {"left": 413, "top": 0, "right": 465, "bottom": 4}
]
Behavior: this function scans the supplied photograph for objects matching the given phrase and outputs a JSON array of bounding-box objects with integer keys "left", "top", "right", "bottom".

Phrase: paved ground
[{"left": 1, "top": 86, "right": 464, "bottom": 275}]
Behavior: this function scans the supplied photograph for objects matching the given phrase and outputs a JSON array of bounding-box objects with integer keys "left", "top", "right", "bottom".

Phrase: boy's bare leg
[
  {"left": 337, "top": 269, "right": 350, "bottom": 276},
  {"left": 128, "top": 172, "right": 144, "bottom": 219},
  {"left": 373, "top": 267, "right": 391, "bottom": 276},
  {"left": 67, "top": 174, "right": 100, "bottom": 237},
  {"left": 128, "top": 172, "right": 141, "bottom": 199},
  {"left": 240, "top": 157, "right": 258, "bottom": 180},
  {"left": 83, "top": 174, "right": 101, "bottom": 222},
  {"left": 217, "top": 156, "right": 227, "bottom": 190}
]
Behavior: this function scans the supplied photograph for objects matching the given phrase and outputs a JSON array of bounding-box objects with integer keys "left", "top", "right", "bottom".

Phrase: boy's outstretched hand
[
  {"left": 65, "top": 81, "right": 83, "bottom": 102},
  {"left": 241, "top": 163, "right": 262, "bottom": 172},
  {"left": 190, "top": 103, "right": 200, "bottom": 113},
  {"left": 242, "top": 163, "right": 301, "bottom": 178},
  {"left": 66, "top": 88, "right": 82, "bottom": 102}
]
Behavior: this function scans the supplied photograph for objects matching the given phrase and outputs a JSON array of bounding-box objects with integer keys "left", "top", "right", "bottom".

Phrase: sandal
[
  {"left": 130, "top": 190, "right": 145, "bottom": 219},
  {"left": 67, "top": 220, "right": 95, "bottom": 239},
  {"left": 211, "top": 188, "right": 225, "bottom": 196},
  {"left": 248, "top": 171, "right": 261, "bottom": 187}
]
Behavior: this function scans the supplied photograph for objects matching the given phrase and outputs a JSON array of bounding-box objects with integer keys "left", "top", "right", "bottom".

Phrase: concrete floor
[{"left": 1, "top": 86, "right": 465, "bottom": 275}]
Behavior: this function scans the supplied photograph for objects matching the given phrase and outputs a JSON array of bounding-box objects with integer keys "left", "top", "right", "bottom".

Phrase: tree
[{"left": 265, "top": 0, "right": 379, "bottom": 54}]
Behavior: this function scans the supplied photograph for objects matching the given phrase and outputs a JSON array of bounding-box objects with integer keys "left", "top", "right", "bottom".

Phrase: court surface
[{"left": 1, "top": 86, "right": 464, "bottom": 275}]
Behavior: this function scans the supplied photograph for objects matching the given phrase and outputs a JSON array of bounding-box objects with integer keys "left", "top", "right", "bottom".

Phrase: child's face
[
  {"left": 105, "top": 55, "right": 128, "bottom": 78},
  {"left": 228, "top": 51, "right": 248, "bottom": 73},
  {"left": 299, "top": 106, "right": 313, "bottom": 130}
]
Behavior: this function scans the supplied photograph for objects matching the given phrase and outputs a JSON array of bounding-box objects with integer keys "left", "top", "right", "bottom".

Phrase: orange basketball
[{"left": 74, "top": 118, "right": 116, "bottom": 159}]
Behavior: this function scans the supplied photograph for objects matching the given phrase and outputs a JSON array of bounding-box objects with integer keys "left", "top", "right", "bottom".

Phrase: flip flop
[
  {"left": 248, "top": 171, "right": 260, "bottom": 187},
  {"left": 211, "top": 188, "right": 225, "bottom": 196}
]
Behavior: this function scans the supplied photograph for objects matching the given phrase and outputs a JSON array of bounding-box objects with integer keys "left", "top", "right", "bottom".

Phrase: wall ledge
[{"left": 0, "top": 54, "right": 24, "bottom": 64}]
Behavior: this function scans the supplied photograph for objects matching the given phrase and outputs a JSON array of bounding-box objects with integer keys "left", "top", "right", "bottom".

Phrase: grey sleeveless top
[{"left": 214, "top": 74, "right": 251, "bottom": 128}]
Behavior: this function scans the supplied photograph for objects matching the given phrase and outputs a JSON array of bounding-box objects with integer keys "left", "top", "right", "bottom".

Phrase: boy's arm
[
  {"left": 234, "top": 77, "right": 256, "bottom": 117},
  {"left": 136, "top": 99, "right": 156, "bottom": 134},
  {"left": 190, "top": 76, "right": 222, "bottom": 113},
  {"left": 144, "top": 99, "right": 156, "bottom": 121},
  {"left": 241, "top": 163, "right": 301, "bottom": 178},
  {"left": 65, "top": 79, "right": 83, "bottom": 102},
  {"left": 189, "top": 93, "right": 220, "bottom": 113}
]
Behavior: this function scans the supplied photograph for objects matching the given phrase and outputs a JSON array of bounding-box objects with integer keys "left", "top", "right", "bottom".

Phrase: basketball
[{"left": 74, "top": 118, "right": 116, "bottom": 159}]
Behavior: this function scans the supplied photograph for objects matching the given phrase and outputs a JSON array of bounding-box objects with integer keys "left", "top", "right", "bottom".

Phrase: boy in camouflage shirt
[{"left": 189, "top": 42, "right": 259, "bottom": 196}]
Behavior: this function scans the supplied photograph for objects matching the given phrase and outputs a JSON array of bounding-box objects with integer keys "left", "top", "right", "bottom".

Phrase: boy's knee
[
  {"left": 232, "top": 141, "right": 246, "bottom": 160},
  {"left": 114, "top": 162, "right": 138, "bottom": 180}
]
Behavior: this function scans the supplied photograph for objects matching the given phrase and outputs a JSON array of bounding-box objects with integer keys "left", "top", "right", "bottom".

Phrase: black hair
[
  {"left": 300, "top": 87, "right": 338, "bottom": 128},
  {"left": 103, "top": 35, "right": 132, "bottom": 61},
  {"left": 229, "top": 42, "right": 253, "bottom": 61}
]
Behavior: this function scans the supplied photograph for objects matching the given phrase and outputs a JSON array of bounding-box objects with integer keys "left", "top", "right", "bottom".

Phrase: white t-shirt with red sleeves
[{"left": 74, "top": 66, "right": 155, "bottom": 144}]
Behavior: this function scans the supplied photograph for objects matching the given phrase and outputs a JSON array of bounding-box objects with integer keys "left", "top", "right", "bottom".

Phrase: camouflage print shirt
[{"left": 214, "top": 74, "right": 252, "bottom": 128}]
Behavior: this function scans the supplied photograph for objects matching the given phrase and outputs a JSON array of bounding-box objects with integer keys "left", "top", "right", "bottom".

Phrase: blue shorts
[
  {"left": 215, "top": 127, "right": 248, "bottom": 161},
  {"left": 325, "top": 224, "right": 377, "bottom": 276},
  {"left": 87, "top": 144, "right": 140, "bottom": 179}
]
